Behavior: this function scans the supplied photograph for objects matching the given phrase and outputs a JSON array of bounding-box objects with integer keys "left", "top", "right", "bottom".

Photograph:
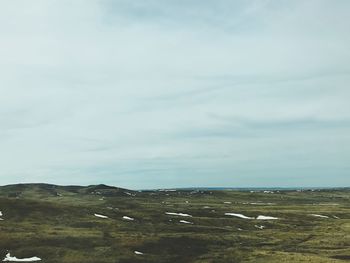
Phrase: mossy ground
[{"left": 0, "top": 185, "right": 349, "bottom": 262}]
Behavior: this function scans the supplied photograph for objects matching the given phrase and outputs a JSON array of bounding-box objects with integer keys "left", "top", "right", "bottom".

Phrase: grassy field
[{"left": 0, "top": 184, "right": 349, "bottom": 262}]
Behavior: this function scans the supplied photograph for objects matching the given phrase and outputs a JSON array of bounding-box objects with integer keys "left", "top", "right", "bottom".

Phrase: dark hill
[{"left": 0, "top": 183, "right": 134, "bottom": 198}]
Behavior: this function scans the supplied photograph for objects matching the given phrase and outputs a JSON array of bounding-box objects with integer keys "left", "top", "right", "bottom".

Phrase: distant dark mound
[
  {"left": 83, "top": 184, "right": 134, "bottom": 197},
  {"left": 0, "top": 183, "right": 61, "bottom": 198},
  {"left": 0, "top": 183, "right": 133, "bottom": 198}
]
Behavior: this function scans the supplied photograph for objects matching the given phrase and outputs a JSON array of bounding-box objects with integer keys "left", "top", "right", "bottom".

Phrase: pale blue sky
[{"left": 0, "top": 0, "right": 349, "bottom": 189}]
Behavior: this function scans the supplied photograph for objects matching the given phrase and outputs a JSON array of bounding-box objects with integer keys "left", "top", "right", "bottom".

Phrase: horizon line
[{"left": 0, "top": 182, "right": 349, "bottom": 191}]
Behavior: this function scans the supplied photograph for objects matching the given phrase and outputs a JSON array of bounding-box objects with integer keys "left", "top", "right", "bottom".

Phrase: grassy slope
[{"left": 0, "top": 184, "right": 349, "bottom": 262}]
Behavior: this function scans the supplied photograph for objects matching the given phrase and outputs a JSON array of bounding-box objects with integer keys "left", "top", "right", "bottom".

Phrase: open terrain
[{"left": 0, "top": 184, "right": 349, "bottom": 262}]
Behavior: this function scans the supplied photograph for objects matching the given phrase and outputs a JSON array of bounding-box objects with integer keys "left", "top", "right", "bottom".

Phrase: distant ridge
[
  {"left": 0, "top": 184, "right": 348, "bottom": 196},
  {"left": 145, "top": 186, "right": 350, "bottom": 192},
  {"left": 0, "top": 183, "right": 134, "bottom": 198}
]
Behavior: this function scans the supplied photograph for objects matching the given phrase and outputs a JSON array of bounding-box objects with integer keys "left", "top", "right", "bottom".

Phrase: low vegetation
[{"left": 0, "top": 184, "right": 349, "bottom": 262}]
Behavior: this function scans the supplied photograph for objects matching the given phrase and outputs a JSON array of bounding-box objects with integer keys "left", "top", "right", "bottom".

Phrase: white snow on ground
[
  {"left": 0, "top": 211, "right": 2, "bottom": 216},
  {"left": 165, "top": 212, "right": 192, "bottom": 217},
  {"left": 223, "top": 202, "right": 232, "bottom": 204},
  {"left": 224, "top": 213, "right": 253, "bottom": 219},
  {"left": 333, "top": 215, "right": 340, "bottom": 219},
  {"left": 122, "top": 216, "right": 134, "bottom": 221},
  {"left": 179, "top": 220, "right": 193, "bottom": 224},
  {"left": 94, "top": 213, "right": 108, "bottom": 219},
  {"left": 134, "top": 251, "right": 144, "bottom": 255},
  {"left": 3, "top": 253, "right": 41, "bottom": 262},
  {"left": 255, "top": 225, "right": 265, "bottom": 230},
  {"left": 203, "top": 206, "right": 210, "bottom": 209},
  {"left": 310, "top": 214, "right": 329, "bottom": 218},
  {"left": 249, "top": 203, "right": 275, "bottom": 205},
  {"left": 225, "top": 213, "right": 278, "bottom": 220},
  {"left": 256, "top": 215, "right": 278, "bottom": 220}
]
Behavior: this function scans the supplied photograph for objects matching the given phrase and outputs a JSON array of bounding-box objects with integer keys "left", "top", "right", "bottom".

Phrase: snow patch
[
  {"left": 255, "top": 225, "right": 265, "bottom": 230},
  {"left": 256, "top": 215, "right": 278, "bottom": 220},
  {"left": 165, "top": 212, "right": 192, "bottom": 217},
  {"left": 225, "top": 213, "right": 253, "bottom": 219},
  {"left": 179, "top": 220, "right": 193, "bottom": 224},
  {"left": 3, "top": 253, "right": 41, "bottom": 262},
  {"left": 310, "top": 214, "right": 329, "bottom": 218},
  {"left": 94, "top": 213, "right": 108, "bottom": 219},
  {"left": 134, "top": 251, "right": 144, "bottom": 255},
  {"left": 249, "top": 202, "right": 275, "bottom": 205},
  {"left": 225, "top": 213, "right": 278, "bottom": 220},
  {"left": 122, "top": 216, "right": 134, "bottom": 221}
]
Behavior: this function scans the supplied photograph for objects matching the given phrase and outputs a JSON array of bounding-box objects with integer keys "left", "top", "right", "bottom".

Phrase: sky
[{"left": 0, "top": 0, "right": 349, "bottom": 189}]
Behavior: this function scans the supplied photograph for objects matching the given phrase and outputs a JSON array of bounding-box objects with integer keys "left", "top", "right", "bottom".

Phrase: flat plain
[{"left": 0, "top": 184, "right": 349, "bottom": 262}]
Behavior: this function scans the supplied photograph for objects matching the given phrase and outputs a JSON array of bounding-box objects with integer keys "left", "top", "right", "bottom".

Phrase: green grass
[{"left": 0, "top": 184, "right": 349, "bottom": 262}]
